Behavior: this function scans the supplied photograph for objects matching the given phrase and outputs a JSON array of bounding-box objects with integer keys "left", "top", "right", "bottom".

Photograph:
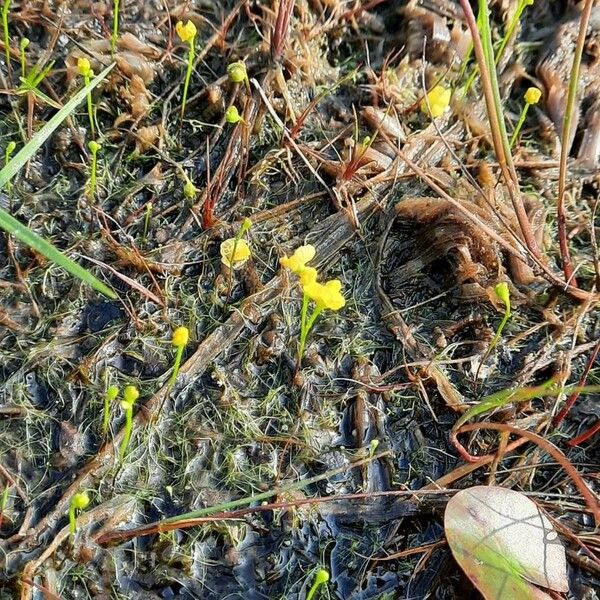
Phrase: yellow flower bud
[
  {"left": 172, "top": 326, "right": 189, "bottom": 348},
  {"left": 72, "top": 492, "right": 90, "bottom": 510},
  {"left": 88, "top": 140, "right": 100, "bottom": 154},
  {"left": 77, "top": 57, "right": 92, "bottom": 77},
  {"left": 225, "top": 105, "right": 242, "bottom": 124},
  {"left": 183, "top": 180, "right": 197, "bottom": 199},
  {"left": 420, "top": 85, "right": 451, "bottom": 118},
  {"left": 220, "top": 238, "right": 251, "bottom": 268},
  {"left": 314, "top": 569, "right": 330, "bottom": 585},
  {"left": 123, "top": 385, "right": 139, "bottom": 404},
  {"left": 106, "top": 386, "right": 119, "bottom": 401},
  {"left": 524, "top": 87, "right": 542, "bottom": 105},
  {"left": 176, "top": 20, "right": 197, "bottom": 43},
  {"left": 227, "top": 61, "right": 247, "bottom": 83},
  {"left": 494, "top": 281, "right": 511, "bottom": 311}
]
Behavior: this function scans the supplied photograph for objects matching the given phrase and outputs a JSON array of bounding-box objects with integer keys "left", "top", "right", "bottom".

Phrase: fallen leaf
[{"left": 445, "top": 486, "right": 568, "bottom": 600}]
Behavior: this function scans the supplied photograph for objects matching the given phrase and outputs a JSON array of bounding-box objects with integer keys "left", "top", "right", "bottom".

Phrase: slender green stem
[
  {"left": 119, "top": 405, "right": 133, "bottom": 461},
  {"left": 509, "top": 103, "right": 530, "bottom": 148},
  {"left": 4, "top": 141, "right": 14, "bottom": 197},
  {"left": 88, "top": 145, "right": 98, "bottom": 201},
  {"left": 169, "top": 345, "right": 184, "bottom": 387},
  {"left": 495, "top": 0, "right": 531, "bottom": 67},
  {"left": 19, "top": 38, "right": 26, "bottom": 78},
  {"left": 142, "top": 201, "right": 152, "bottom": 240},
  {"left": 111, "top": 0, "right": 120, "bottom": 53},
  {"left": 180, "top": 39, "right": 195, "bottom": 120},
  {"left": 1, "top": 0, "right": 9, "bottom": 70},
  {"left": 84, "top": 73, "right": 95, "bottom": 137},
  {"left": 297, "top": 292, "right": 310, "bottom": 363},
  {"left": 305, "top": 580, "right": 322, "bottom": 600},
  {"left": 298, "top": 304, "right": 322, "bottom": 362},
  {"left": 68, "top": 503, "right": 77, "bottom": 535},
  {"left": 557, "top": 0, "right": 594, "bottom": 285}
]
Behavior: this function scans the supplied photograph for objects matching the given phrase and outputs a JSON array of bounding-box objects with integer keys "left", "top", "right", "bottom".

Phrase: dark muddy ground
[{"left": 0, "top": 0, "right": 599, "bottom": 599}]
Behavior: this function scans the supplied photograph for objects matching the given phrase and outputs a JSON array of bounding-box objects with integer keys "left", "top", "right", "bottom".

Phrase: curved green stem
[
  {"left": 298, "top": 303, "right": 322, "bottom": 362},
  {"left": 68, "top": 503, "right": 77, "bottom": 535},
  {"left": 111, "top": 0, "right": 120, "bottom": 53},
  {"left": 1, "top": 0, "right": 9, "bottom": 70}
]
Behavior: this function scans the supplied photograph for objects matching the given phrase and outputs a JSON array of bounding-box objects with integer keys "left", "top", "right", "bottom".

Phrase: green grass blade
[{"left": 0, "top": 63, "right": 117, "bottom": 299}]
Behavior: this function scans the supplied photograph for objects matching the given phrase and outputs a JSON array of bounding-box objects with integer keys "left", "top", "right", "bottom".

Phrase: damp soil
[{"left": 0, "top": 1, "right": 599, "bottom": 599}]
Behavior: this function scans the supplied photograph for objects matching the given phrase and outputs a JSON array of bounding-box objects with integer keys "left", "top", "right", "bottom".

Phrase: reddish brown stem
[
  {"left": 271, "top": 0, "right": 294, "bottom": 62},
  {"left": 553, "top": 339, "right": 600, "bottom": 427},
  {"left": 557, "top": 0, "right": 595, "bottom": 286},
  {"left": 567, "top": 421, "right": 600, "bottom": 447},
  {"left": 451, "top": 422, "right": 600, "bottom": 525}
]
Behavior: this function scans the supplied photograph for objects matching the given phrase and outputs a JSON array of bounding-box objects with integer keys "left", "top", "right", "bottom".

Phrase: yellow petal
[
  {"left": 421, "top": 85, "right": 451, "bottom": 118},
  {"left": 299, "top": 266, "right": 318, "bottom": 286},
  {"left": 176, "top": 20, "right": 197, "bottom": 43},
  {"left": 524, "top": 87, "right": 542, "bottom": 105},
  {"left": 280, "top": 244, "right": 316, "bottom": 275},
  {"left": 77, "top": 57, "right": 91, "bottom": 77}
]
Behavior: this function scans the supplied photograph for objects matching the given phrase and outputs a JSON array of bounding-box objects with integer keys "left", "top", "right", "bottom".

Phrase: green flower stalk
[
  {"left": 19, "top": 36, "right": 28, "bottom": 78},
  {"left": 77, "top": 57, "right": 95, "bottom": 137},
  {"left": 4, "top": 141, "right": 15, "bottom": 196},
  {"left": 306, "top": 569, "right": 330, "bottom": 600},
  {"left": 119, "top": 385, "right": 139, "bottom": 461},
  {"left": 87, "top": 140, "right": 100, "bottom": 201},
  {"left": 169, "top": 326, "right": 190, "bottom": 386},
  {"left": 496, "top": 0, "right": 535, "bottom": 67},
  {"left": 142, "top": 201, "right": 152, "bottom": 239},
  {"left": 68, "top": 491, "right": 90, "bottom": 536},
  {"left": 111, "top": 0, "right": 120, "bottom": 53},
  {"left": 175, "top": 20, "right": 197, "bottom": 120},
  {"left": 102, "top": 385, "right": 119, "bottom": 435},
  {"left": 509, "top": 86, "right": 542, "bottom": 148},
  {"left": 2, "top": 0, "right": 10, "bottom": 69}
]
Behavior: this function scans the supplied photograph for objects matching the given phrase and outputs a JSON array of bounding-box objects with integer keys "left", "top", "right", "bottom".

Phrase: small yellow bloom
[
  {"left": 421, "top": 85, "right": 451, "bottom": 118},
  {"left": 225, "top": 105, "right": 242, "bottom": 124},
  {"left": 176, "top": 20, "right": 197, "bottom": 43},
  {"left": 77, "top": 57, "right": 92, "bottom": 77},
  {"left": 303, "top": 279, "right": 345, "bottom": 311},
  {"left": 220, "top": 238, "right": 251, "bottom": 268},
  {"left": 123, "top": 385, "right": 139, "bottom": 404},
  {"left": 172, "top": 326, "right": 189, "bottom": 348},
  {"left": 280, "top": 245, "right": 316, "bottom": 275},
  {"left": 524, "top": 87, "right": 542, "bottom": 105},
  {"left": 183, "top": 180, "right": 197, "bottom": 199},
  {"left": 299, "top": 266, "right": 318, "bottom": 286}
]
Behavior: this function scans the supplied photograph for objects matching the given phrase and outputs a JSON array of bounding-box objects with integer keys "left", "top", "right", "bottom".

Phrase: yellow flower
[
  {"left": 72, "top": 492, "right": 90, "bottom": 510},
  {"left": 421, "top": 85, "right": 451, "bottom": 118},
  {"left": 524, "top": 87, "right": 542, "bottom": 105},
  {"left": 220, "top": 238, "right": 251, "bottom": 268},
  {"left": 227, "top": 61, "right": 247, "bottom": 83},
  {"left": 303, "top": 279, "right": 345, "bottom": 311},
  {"left": 172, "top": 326, "right": 189, "bottom": 348},
  {"left": 77, "top": 57, "right": 92, "bottom": 77},
  {"left": 299, "top": 266, "right": 318, "bottom": 286},
  {"left": 280, "top": 245, "right": 316, "bottom": 275},
  {"left": 176, "top": 20, "right": 197, "bottom": 43}
]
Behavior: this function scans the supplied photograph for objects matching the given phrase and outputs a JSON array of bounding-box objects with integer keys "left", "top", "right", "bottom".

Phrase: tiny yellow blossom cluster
[
  {"left": 524, "top": 87, "right": 542, "bottom": 105},
  {"left": 420, "top": 85, "right": 451, "bottom": 118}
]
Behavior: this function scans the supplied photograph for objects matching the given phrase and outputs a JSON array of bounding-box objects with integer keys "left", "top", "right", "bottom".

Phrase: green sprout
[
  {"left": 101, "top": 385, "right": 119, "bottom": 436},
  {"left": 490, "top": 282, "right": 512, "bottom": 353},
  {"left": 4, "top": 141, "right": 15, "bottom": 196},
  {"left": 68, "top": 491, "right": 90, "bottom": 536},
  {"left": 509, "top": 86, "right": 542, "bottom": 148},
  {"left": 19, "top": 36, "right": 27, "bottom": 77},
  {"left": 169, "top": 326, "right": 190, "bottom": 386},
  {"left": 77, "top": 57, "right": 95, "bottom": 137},
  {"left": 87, "top": 140, "right": 100, "bottom": 201},
  {"left": 175, "top": 20, "right": 197, "bottom": 120},
  {"left": 1, "top": 0, "right": 9, "bottom": 68},
  {"left": 111, "top": 0, "right": 120, "bottom": 53},
  {"left": 306, "top": 568, "right": 330, "bottom": 600},
  {"left": 119, "top": 385, "right": 139, "bottom": 461}
]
